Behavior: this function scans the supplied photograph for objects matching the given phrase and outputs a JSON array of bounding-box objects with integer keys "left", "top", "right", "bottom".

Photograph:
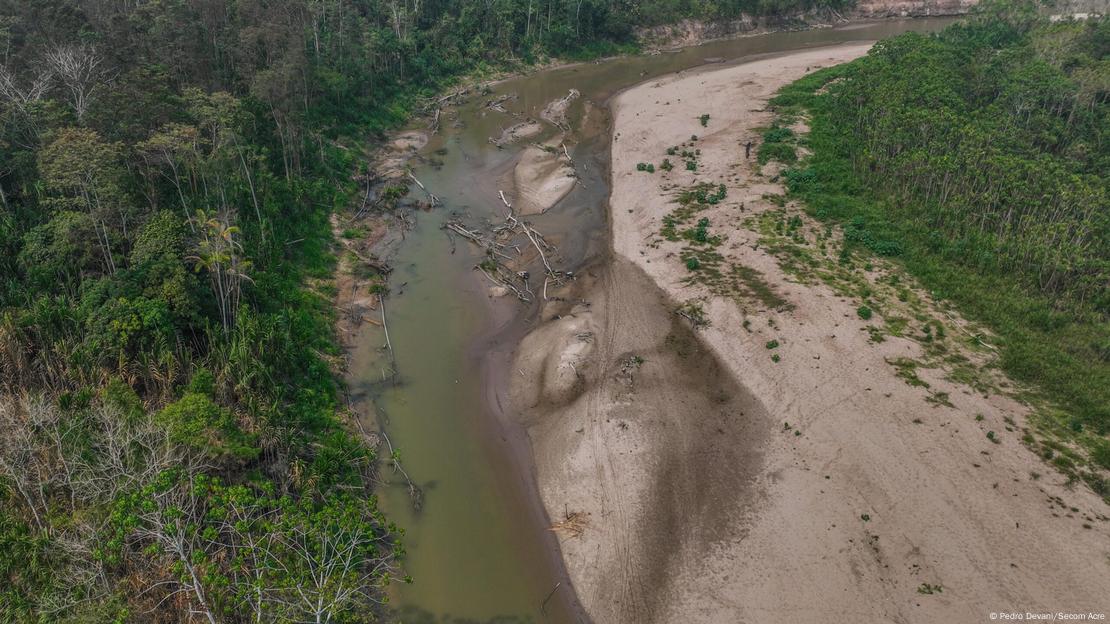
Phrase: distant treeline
[
  {"left": 0, "top": 0, "right": 859, "bottom": 621},
  {"left": 772, "top": 0, "right": 1110, "bottom": 493}
]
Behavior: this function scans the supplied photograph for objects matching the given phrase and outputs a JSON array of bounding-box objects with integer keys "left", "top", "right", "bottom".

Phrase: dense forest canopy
[
  {"left": 0, "top": 0, "right": 866, "bottom": 621},
  {"left": 770, "top": 2, "right": 1110, "bottom": 494}
]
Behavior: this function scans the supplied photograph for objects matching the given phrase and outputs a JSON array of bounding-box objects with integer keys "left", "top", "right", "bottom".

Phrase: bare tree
[
  {"left": 0, "top": 395, "right": 56, "bottom": 530},
  {"left": 266, "top": 505, "right": 396, "bottom": 623},
  {"left": 44, "top": 43, "right": 111, "bottom": 122},
  {"left": 130, "top": 474, "right": 223, "bottom": 624},
  {"left": 0, "top": 63, "right": 52, "bottom": 116}
]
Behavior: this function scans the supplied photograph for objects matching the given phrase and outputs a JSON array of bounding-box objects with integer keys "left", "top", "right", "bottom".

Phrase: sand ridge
[{"left": 515, "top": 43, "right": 1109, "bottom": 623}]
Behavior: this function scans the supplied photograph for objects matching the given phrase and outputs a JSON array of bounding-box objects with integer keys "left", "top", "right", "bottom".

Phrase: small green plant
[
  {"left": 676, "top": 300, "right": 710, "bottom": 329},
  {"left": 694, "top": 217, "right": 710, "bottom": 243},
  {"left": 667, "top": 146, "right": 677, "bottom": 155},
  {"left": 917, "top": 583, "right": 943, "bottom": 595},
  {"left": 636, "top": 162, "right": 655, "bottom": 173},
  {"left": 986, "top": 431, "right": 1000, "bottom": 444},
  {"left": 766, "top": 339, "right": 779, "bottom": 349},
  {"left": 699, "top": 114, "right": 710, "bottom": 127},
  {"left": 857, "top": 305, "right": 873, "bottom": 320},
  {"left": 771, "top": 354, "right": 781, "bottom": 363},
  {"left": 685, "top": 159, "right": 697, "bottom": 172},
  {"left": 861, "top": 514, "right": 871, "bottom": 521},
  {"left": 660, "top": 158, "right": 674, "bottom": 171},
  {"left": 685, "top": 257, "right": 701, "bottom": 270}
]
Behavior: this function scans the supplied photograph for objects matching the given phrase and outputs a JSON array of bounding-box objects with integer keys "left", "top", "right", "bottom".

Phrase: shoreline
[
  {"left": 335, "top": 17, "right": 985, "bottom": 623},
  {"left": 469, "top": 271, "right": 593, "bottom": 622},
  {"left": 517, "top": 42, "right": 1108, "bottom": 622},
  {"left": 437, "top": 12, "right": 973, "bottom": 103}
]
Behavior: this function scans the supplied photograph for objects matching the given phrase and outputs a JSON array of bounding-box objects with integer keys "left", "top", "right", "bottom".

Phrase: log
[{"left": 408, "top": 172, "right": 441, "bottom": 206}]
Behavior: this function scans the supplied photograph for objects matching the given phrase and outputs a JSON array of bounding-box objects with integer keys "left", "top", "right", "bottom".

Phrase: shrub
[
  {"left": 758, "top": 141, "right": 797, "bottom": 165},
  {"left": 857, "top": 305, "right": 873, "bottom": 320},
  {"left": 156, "top": 392, "right": 259, "bottom": 460},
  {"left": 763, "top": 126, "right": 795, "bottom": 143}
]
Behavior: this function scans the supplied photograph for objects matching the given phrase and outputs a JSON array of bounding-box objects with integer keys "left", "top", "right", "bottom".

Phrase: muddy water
[{"left": 348, "top": 17, "right": 957, "bottom": 624}]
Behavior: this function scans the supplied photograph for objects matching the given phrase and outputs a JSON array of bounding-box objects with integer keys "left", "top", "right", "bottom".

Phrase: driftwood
[
  {"left": 520, "top": 220, "right": 554, "bottom": 276},
  {"left": 549, "top": 509, "right": 587, "bottom": 538},
  {"left": 379, "top": 293, "right": 394, "bottom": 364},
  {"left": 541, "top": 582, "right": 563, "bottom": 616},
  {"left": 485, "top": 92, "right": 516, "bottom": 113},
  {"left": 489, "top": 119, "right": 541, "bottom": 147},
  {"left": 407, "top": 172, "right": 440, "bottom": 206},
  {"left": 424, "top": 87, "right": 468, "bottom": 112},
  {"left": 478, "top": 265, "right": 532, "bottom": 303},
  {"left": 541, "top": 89, "right": 580, "bottom": 130},
  {"left": 346, "top": 247, "right": 392, "bottom": 275},
  {"left": 380, "top": 427, "right": 423, "bottom": 511},
  {"left": 429, "top": 107, "right": 441, "bottom": 134},
  {"left": 445, "top": 202, "right": 573, "bottom": 304}
]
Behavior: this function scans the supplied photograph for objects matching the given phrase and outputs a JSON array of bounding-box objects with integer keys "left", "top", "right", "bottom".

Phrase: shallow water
[{"left": 347, "top": 17, "right": 958, "bottom": 624}]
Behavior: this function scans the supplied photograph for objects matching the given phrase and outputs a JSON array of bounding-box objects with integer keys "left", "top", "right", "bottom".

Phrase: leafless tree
[
  {"left": 44, "top": 43, "right": 111, "bottom": 122},
  {"left": 129, "top": 472, "right": 222, "bottom": 624},
  {"left": 0, "top": 395, "right": 56, "bottom": 530},
  {"left": 0, "top": 63, "right": 53, "bottom": 116},
  {"left": 267, "top": 514, "right": 395, "bottom": 623}
]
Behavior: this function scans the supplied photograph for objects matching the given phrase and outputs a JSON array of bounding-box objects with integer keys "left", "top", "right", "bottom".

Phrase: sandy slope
[
  {"left": 511, "top": 141, "right": 577, "bottom": 215},
  {"left": 513, "top": 43, "right": 1109, "bottom": 624}
]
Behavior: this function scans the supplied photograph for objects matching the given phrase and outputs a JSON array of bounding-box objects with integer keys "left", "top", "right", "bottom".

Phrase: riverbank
[
  {"left": 334, "top": 18, "right": 975, "bottom": 623},
  {"left": 511, "top": 43, "right": 1109, "bottom": 622}
]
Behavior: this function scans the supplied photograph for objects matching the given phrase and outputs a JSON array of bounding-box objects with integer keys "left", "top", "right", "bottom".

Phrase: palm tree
[{"left": 188, "top": 210, "right": 253, "bottom": 337}]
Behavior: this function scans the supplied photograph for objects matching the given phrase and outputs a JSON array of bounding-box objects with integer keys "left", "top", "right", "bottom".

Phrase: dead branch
[
  {"left": 407, "top": 172, "right": 440, "bottom": 206},
  {"left": 379, "top": 428, "right": 423, "bottom": 511},
  {"left": 423, "top": 88, "right": 468, "bottom": 113},
  {"left": 428, "top": 107, "right": 441, "bottom": 134},
  {"left": 549, "top": 510, "right": 587, "bottom": 538}
]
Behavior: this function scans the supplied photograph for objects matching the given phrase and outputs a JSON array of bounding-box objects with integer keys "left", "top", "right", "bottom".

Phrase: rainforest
[{"left": 1, "top": 0, "right": 1107, "bottom": 622}]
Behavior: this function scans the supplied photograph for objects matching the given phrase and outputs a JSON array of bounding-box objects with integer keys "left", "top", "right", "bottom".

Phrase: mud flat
[{"left": 513, "top": 43, "right": 1110, "bottom": 623}]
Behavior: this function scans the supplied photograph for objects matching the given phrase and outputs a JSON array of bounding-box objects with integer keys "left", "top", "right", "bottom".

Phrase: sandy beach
[{"left": 511, "top": 43, "right": 1110, "bottom": 623}]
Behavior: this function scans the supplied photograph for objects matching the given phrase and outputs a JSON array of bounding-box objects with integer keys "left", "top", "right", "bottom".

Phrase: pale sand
[
  {"left": 511, "top": 141, "right": 577, "bottom": 215},
  {"left": 507, "top": 89, "right": 584, "bottom": 215},
  {"left": 514, "top": 44, "right": 1109, "bottom": 623}
]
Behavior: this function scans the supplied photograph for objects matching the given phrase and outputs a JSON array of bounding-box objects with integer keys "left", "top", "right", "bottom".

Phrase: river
[{"left": 345, "top": 17, "right": 958, "bottom": 624}]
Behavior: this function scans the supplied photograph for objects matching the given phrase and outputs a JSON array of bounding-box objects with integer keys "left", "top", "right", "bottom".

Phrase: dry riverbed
[{"left": 513, "top": 44, "right": 1110, "bottom": 623}]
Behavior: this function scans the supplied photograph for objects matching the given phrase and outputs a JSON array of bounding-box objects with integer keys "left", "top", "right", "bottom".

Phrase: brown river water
[{"left": 345, "top": 17, "right": 958, "bottom": 624}]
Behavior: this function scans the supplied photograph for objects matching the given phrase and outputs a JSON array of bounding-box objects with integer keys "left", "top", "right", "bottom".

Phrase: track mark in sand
[{"left": 586, "top": 266, "right": 647, "bottom": 622}]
